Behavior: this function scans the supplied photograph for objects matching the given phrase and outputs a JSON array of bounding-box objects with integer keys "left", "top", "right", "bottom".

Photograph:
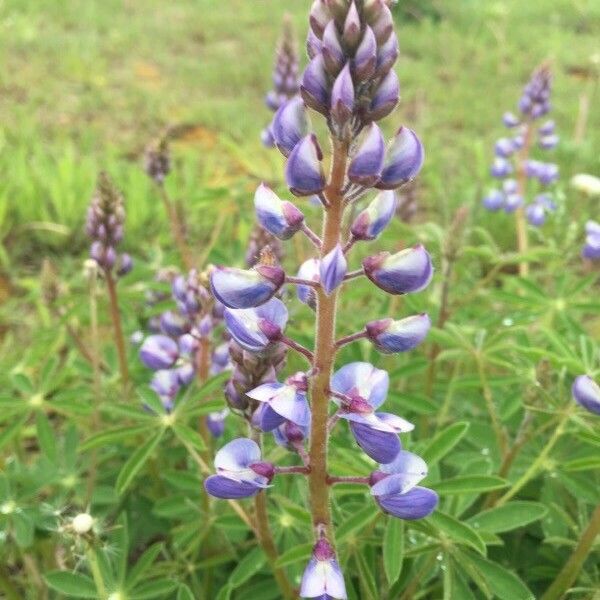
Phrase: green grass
[{"left": 1, "top": 0, "right": 598, "bottom": 262}]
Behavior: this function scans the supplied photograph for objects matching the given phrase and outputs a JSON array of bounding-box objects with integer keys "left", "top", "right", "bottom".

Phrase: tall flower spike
[
  {"left": 377, "top": 127, "right": 424, "bottom": 189},
  {"left": 363, "top": 245, "right": 433, "bottom": 295},
  {"left": 204, "top": 438, "right": 274, "bottom": 499},
  {"left": 572, "top": 375, "right": 600, "bottom": 416},
  {"left": 286, "top": 134, "right": 326, "bottom": 197}
]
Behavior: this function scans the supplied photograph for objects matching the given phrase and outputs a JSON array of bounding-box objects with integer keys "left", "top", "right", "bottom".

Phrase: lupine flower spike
[
  {"left": 206, "top": 3, "right": 436, "bottom": 597},
  {"left": 482, "top": 63, "right": 558, "bottom": 276}
]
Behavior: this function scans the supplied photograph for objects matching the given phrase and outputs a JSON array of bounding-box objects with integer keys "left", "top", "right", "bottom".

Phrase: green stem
[
  {"left": 515, "top": 120, "right": 533, "bottom": 277},
  {"left": 540, "top": 504, "right": 600, "bottom": 600},
  {"left": 86, "top": 547, "right": 107, "bottom": 600},
  {"left": 308, "top": 138, "right": 348, "bottom": 542},
  {"left": 495, "top": 411, "right": 569, "bottom": 507}
]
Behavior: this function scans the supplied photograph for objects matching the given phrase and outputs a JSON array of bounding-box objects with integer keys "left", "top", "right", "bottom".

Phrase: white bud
[{"left": 72, "top": 513, "right": 94, "bottom": 534}]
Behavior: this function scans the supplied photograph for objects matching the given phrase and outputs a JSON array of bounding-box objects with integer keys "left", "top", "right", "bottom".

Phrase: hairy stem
[
  {"left": 105, "top": 271, "right": 129, "bottom": 392},
  {"left": 86, "top": 547, "right": 107, "bottom": 600},
  {"left": 158, "top": 183, "right": 194, "bottom": 270},
  {"left": 540, "top": 504, "right": 600, "bottom": 600},
  {"left": 515, "top": 121, "right": 533, "bottom": 277},
  {"left": 308, "top": 138, "right": 348, "bottom": 541}
]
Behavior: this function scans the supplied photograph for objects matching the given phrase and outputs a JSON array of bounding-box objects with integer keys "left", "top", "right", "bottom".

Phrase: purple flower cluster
[
  {"left": 85, "top": 172, "right": 133, "bottom": 275},
  {"left": 582, "top": 220, "right": 600, "bottom": 260},
  {"left": 204, "top": 2, "right": 438, "bottom": 595},
  {"left": 483, "top": 65, "right": 559, "bottom": 227},
  {"left": 139, "top": 269, "right": 229, "bottom": 429},
  {"left": 262, "top": 16, "right": 301, "bottom": 147}
]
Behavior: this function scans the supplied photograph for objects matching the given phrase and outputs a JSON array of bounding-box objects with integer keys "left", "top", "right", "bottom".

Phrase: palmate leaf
[
  {"left": 44, "top": 571, "right": 97, "bottom": 598},
  {"left": 115, "top": 429, "right": 165, "bottom": 495},
  {"left": 129, "top": 578, "right": 179, "bottom": 599},
  {"left": 383, "top": 517, "right": 404, "bottom": 586},
  {"left": 434, "top": 475, "right": 508, "bottom": 495},
  {"left": 467, "top": 501, "right": 548, "bottom": 533},
  {"left": 336, "top": 505, "right": 379, "bottom": 542},
  {"left": 228, "top": 547, "right": 266, "bottom": 588},
  {"left": 428, "top": 511, "right": 487, "bottom": 556},
  {"left": 354, "top": 549, "right": 379, "bottom": 600},
  {"left": 126, "top": 542, "right": 165, "bottom": 590},
  {"left": 421, "top": 422, "right": 470, "bottom": 465},
  {"left": 274, "top": 542, "right": 313, "bottom": 568},
  {"left": 79, "top": 424, "right": 155, "bottom": 452}
]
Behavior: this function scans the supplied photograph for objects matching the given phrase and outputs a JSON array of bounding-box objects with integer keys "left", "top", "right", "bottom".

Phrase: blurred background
[{"left": 0, "top": 0, "right": 598, "bottom": 269}]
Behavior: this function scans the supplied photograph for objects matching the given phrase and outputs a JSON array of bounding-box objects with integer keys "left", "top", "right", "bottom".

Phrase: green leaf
[
  {"left": 465, "top": 553, "right": 534, "bottom": 600},
  {"left": 80, "top": 425, "right": 154, "bottom": 452},
  {"left": 44, "top": 571, "right": 97, "bottom": 598},
  {"left": 172, "top": 423, "right": 206, "bottom": 452},
  {"left": 467, "top": 501, "right": 548, "bottom": 533},
  {"left": 36, "top": 412, "right": 57, "bottom": 463},
  {"left": 177, "top": 585, "right": 195, "bottom": 600},
  {"left": 137, "top": 386, "right": 167, "bottom": 416},
  {"left": 116, "top": 430, "right": 164, "bottom": 495},
  {"left": 13, "top": 511, "right": 34, "bottom": 548},
  {"left": 434, "top": 475, "right": 508, "bottom": 495},
  {"left": 428, "top": 511, "right": 487, "bottom": 556},
  {"left": 563, "top": 455, "right": 600, "bottom": 472},
  {"left": 354, "top": 550, "right": 378, "bottom": 600},
  {"left": 129, "top": 578, "right": 179, "bottom": 599},
  {"left": 0, "top": 414, "right": 28, "bottom": 452},
  {"left": 274, "top": 543, "right": 313, "bottom": 568},
  {"left": 228, "top": 547, "right": 266, "bottom": 587},
  {"left": 126, "top": 543, "right": 164, "bottom": 590},
  {"left": 336, "top": 505, "right": 379, "bottom": 542},
  {"left": 383, "top": 518, "right": 404, "bottom": 587},
  {"left": 421, "top": 422, "right": 470, "bottom": 465}
]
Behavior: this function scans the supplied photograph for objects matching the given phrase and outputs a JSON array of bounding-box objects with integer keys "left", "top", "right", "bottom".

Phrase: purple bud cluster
[
  {"left": 582, "top": 220, "right": 600, "bottom": 260},
  {"left": 483, "top": 65, "right": 559, "bottom": 227},
  {"left": 262, "top": 17, "right": 301, "bottom": 147},
  {"left": 144, "top": 136, "right": 171, "bottom": 184},
  {"left": 85, "top": 172, "right": 132, "bottom": 274},
  {"left": 205, "top": 2, "right": 438, "bottom": 594}
]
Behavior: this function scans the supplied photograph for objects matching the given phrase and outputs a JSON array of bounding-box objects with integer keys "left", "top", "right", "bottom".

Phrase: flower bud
[
  {"left": 285, "top": 134, "right": 326, "bottom": 197},
  {"left": 343, "top": 2, "right": 361, "bottom": 48},
  {"left": 363, "top": 245, "right": 433, "bottom": 295},
  {"left": 272, "top": 97, "right": 309, "bottom": 157},
  {"left": 526, "top": 202, "right": 546, "bottom": 227},
  {"left": 539, "top": 134, "right": 559, "bottom": 150},
  {"left": 495, "top": 138, "right": 515, "bottom": 158},
  {"left": 482, "top": 190, "right": 504, "bottom": 212},
  {"left": 502, "top": 112, "right": 520, "bottom": 128},
  {"left": 377, "top": 127, "right": 424, "bottom": 189},
  {"left": 116, "top": 253, "right": 133, "bottom": 277},
  {"left": 72, "top": 513, "right": 94, "bottom": 535},
  {"left": 503, "top": 179, "right": 518, "bottom": 194},
  {"left": 366, "top": 314, "right": 431, "bottom": 353},
  {"left": 539, "top": 119, "right": 555, "bottom": 135},
  {"left": 490, "top": 157, "right": 513, "bottom": 178},
  {"left": 140, "top": 335, "right": 179, "bottom": 370},
  {"left": 320, "top": 244, "right": 347, "bottom": 295},
  {"left": 207, "top": 409, "right": 229, "bottom": 438},
  {"left": 150, "top": 369, "right": 180, "bottom": 411},
  {"left": 370, "top": 2, "right": 394, "bottom": 44},
  {"left": 348, "top": 123, "right": 385, "bottom": 186},
  {"left": 376, "top": 30, "right": 399, "bottom": 77},
  {"left": 296, "top": 258, "right": 320, "bottom": 309},
  {"left": 350, "top": 190, "right": 397, "bottom": 240},
  {"left": 330, "top": 63, "right": 354, "bottom": 127},
  {"left": 353, "top": 26, "right": 377, "bottom": 81},
  {"left": 572, "top": 375, "right": 600, "bottom": 416},
  {"left": 322, "top": 20, "right": 344, "bottom": 74},
  {"left": 309, "top": 0, "right": 330, "bottom": 37},
  {"left": 301, "top": 54, "right": 330, "bottom": 115},
  {"left": 503, "top": 194, "right": 523, "bottom": 213},
  {"left": 210, "top": 265, "right": 285, "bottom": 309},
  {"left": 160, "top": 311, "right": 190, "bottom": 337},
  {"left": 368, "top": 69, "right": 400, "bottom": 122},
  {"left": 254, "top": 184, "right": 305, "bottom": 240},
  {"left": 538, "top": 163, "right": 559, "bottom": 185},
  {"left": 306, "top": 28, "right": 322, "bottom": 59}
]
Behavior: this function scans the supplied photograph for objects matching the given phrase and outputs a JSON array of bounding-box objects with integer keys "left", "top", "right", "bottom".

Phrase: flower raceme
[{"left": 204, "top": 2, "right": 436, "bottom": 596}]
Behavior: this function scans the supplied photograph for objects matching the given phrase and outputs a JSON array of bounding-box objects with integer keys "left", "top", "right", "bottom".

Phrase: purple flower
[
  {"left": 503, "top": 179, "right": 518, "bottom": 194},
  {"left": 210, "top": 342, "right": 230, "bottom": 375},
  {"left": 224, "top": 298, "right": 288, "bottom": 353},
  {"left": 320, "top": 244, "right": 347, "bottom": 295},
  {"left": 482, "top": 190, "right": 504, "bottom": 212},
  {"left": 342, "top": 1, "right": 361, "bottom": 48},
  {"left": 582, "top": 220, "right": 600, "bottom": 260},
  {"left": 539, "top": 134, "right": 559, "bottom": 150},
  {"left": 490, "top": 157, "right": 513, "bottom": 178},
  {"left": 204, "top": 438, "right": 274, "bottom": 499},
  {"left": 526, "top": 202, "right": 546, "bottom": 227},
  {"left": 572, "top": 375, "right": 600, "bottom": 415},
  {"left": 350, "top": 190, "right": 397, "bottom": 240},
  {"left": 254, "top": 184, "right": 305, "bottom": 240},
  {"left": 296, "top": 258, "right": 320, "bottom": 308},
  {"left": 247, "top": 375, "right": 311, "bottom": 432},
  {"left": 376, "top": 29, "right": 399, "bottom": 78},
  {"left": 368, "top": 69, "right": 400, "bottom": 122},
  {"left": 286, "top": 135, "right": 326, "bottom": 197},
  {"left": 150, "top": 369, "right": 180, "bottom": 412},
  {"left": 353, "top": 25, "right": 377, "bottom": 81},
  {"left": 539, "top": 119, "right": 555, "bottom": 135},
  {"left": 210, "top": 265, "right": 285, "bottom": 309},
  {"left": 207, "top": 409, "right": 230, "bottom": 438},
  {"left": 300, "top": 539, "right": 347, "bottom": 599},
  {"left": 366, "top": 314, "right": 431, "bottom": 354},
  {"left": 363, "top": 245, "right": 433, "bottom": 295},
  {"left": 503, "top": 194, "right": 523, "bottom": 213},
  {"left": 348, "top": 123, "right": 385, "bottom": 186},
  {"left": 160, "top": 310, "right": 190, "bottom": 337},
  {"left": 273, "top": 420, "right": 309, "bottom": 449},
  {"left": 503, "top": 112, "right": 520, "bottom": 128},
  {"left": 331, "top": 362, "right": 413, "bottom": 463},
  {"left": 377, "top": 127, "right": 424, "bottom": 189},
  {"left": 495, "top": 138, "right": 515, "bottom": 158},
  {"left": 370, "top": 450, "right": 439, "bottom": 520},
  {"left": 538, "top": 163, "right": 559, "bottom": 185},
  {"left": 140, "top": 335, "right": 179, "bottom": 370},
  {"left": 330, "top": 63, "right": 354, "bottom": 126},
  {"left": 272, "top": 97, "right": 309, "bottom": 157},
  {"left": 117, "top": 253, "right": 133, "bottom": 277},
  {"left": 322, "top": 20, "right": 344, "bottom": 74},
  {"left": 301, "top": 54, "right": 330, "bottom": 115}
]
